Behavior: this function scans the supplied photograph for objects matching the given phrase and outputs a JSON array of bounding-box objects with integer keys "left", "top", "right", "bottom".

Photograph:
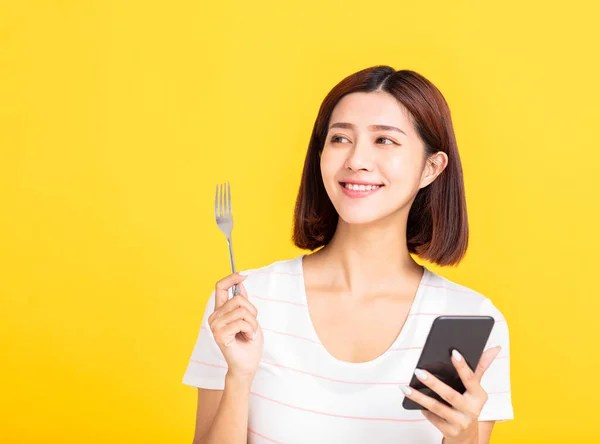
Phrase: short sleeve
[
  {"left": 182, "top": 290, "right": 228, "bottom": 390},
  {"left": 477, "top": 297, "right": 514, "bottom": 421}
]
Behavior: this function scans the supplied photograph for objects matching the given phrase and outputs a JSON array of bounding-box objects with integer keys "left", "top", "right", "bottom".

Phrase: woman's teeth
[{"left": 343, "top": 183, "right": 381, "bottom": 191}]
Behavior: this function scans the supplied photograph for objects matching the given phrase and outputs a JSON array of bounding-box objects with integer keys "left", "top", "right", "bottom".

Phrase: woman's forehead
[{"left": 330, "top": 91, "right": 412, "bottom": 129}]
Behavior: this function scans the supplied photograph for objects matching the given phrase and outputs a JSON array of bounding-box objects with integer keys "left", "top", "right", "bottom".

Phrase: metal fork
[{"left": 214, "top": 181, "right": 240, "bottom": 297}]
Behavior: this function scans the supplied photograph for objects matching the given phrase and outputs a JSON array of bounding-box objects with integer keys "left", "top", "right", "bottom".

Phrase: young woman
[{"left": 183, "top": 66, "right": 514, "bottom": 443}]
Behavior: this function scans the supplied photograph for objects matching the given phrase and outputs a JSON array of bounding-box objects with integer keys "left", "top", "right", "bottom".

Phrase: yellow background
[{"left": 1, "top": 1, "right": 598, "bottom": 442}]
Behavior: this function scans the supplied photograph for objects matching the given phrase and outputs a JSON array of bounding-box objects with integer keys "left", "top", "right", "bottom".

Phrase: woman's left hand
[{"left": 400, "top": 345, "right": 502, "bottom": 444}]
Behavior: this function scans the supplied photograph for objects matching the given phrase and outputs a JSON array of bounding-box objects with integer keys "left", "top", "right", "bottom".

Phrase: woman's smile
[{"left": 339, "top": 181, "right": 384, "bottom": 198}]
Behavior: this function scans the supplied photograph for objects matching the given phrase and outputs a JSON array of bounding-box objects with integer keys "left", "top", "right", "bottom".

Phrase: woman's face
[{"left": 320, "top": 91, "right": 445, "bottom": 225}]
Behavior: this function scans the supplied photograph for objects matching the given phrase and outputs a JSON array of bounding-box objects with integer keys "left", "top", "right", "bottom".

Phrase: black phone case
[{"left": 402, "top": 316, "right": 495, "bottom": 410}]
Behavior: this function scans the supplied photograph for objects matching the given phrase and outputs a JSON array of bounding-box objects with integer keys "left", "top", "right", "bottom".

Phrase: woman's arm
[
  {"left": 192, "top": 373, "right": 253, "bottom": 444},
  {"left": 441, "top": 421, "right": 495, "bottom": 444},
  {"left": 477, "top": 421, "right": 495, "bottom": 444}
]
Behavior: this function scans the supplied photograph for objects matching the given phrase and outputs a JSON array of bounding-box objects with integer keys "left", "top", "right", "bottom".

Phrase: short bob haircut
[{"left": 292, "top": 65, "right": 468, "bottom": 267}]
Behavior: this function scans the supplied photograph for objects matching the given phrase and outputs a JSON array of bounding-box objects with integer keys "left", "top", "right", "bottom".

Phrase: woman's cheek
[
  {"left": 384, "top": 154, "right": 422, "bottom": 187},
  {"left": 320, "top": 149, "right": 341, "bottom": 181},
  {"left": 383, "top": 158, "right": 409, "bottom": 182}
]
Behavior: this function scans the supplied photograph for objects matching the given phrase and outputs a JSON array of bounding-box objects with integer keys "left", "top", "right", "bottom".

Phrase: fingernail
[
  {"left": 238, "top": 271, "right": 249, "bottom": 276},
  {"left": 415, "top": 369, "right": 428, "bottom": 380},
  {"left": 252, "top": 331, "right": 257, "bottom": 341},
  {"left": 452, "top": 349, "right": 463, "bottom": 361},
  {"left": 399, "top": 385, "right": 412, "bottom": 396}
]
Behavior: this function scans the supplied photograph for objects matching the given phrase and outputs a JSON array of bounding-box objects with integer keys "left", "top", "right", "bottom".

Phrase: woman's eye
[
  {"left": 377, "top": 137, "right": 396, "bottom": 145},
  {"left": 330, "top": 135, "right": 397, "bottom": 145},
  {"left": 331, "top": 135, "right": 349, "bottom": 144}
]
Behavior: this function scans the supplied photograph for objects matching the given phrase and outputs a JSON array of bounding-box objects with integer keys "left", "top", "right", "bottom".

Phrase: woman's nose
[{"left": 344, "top": 141, "right": 374, "bottom": 172}]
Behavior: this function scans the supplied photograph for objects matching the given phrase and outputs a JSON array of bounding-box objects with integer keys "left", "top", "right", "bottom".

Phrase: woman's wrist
[
  {"left": 442, "top": 434, "right": 478, "bottom": 444},
  {"left": 225, "top": 370, "right": 255, "bottom": 392}
]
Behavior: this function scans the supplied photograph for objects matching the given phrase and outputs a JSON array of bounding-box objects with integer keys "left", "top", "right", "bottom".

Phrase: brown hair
[{"left": 292, "top": 65, "right": 469, "bottom": 267}]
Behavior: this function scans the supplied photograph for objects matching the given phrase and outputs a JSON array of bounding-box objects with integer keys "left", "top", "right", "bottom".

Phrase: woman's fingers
[
  {"left": 400, "top": 347, "right": 502, "bottom": 438},
  {"left": 450, "top": 349, "right": 480, "bottom": 394},
  {"left": 214, "top": 273, "right": 248, "bottom": 311},
  {"left": 211, "top": 306, "right": 258, "bottom": 335},
  {"left": 209, "top": 291, "right": 259, "bottom": 342},
  {"left": 215, "top": 319, "right": 255, "bottom": 347},
  {"left": 210, "top": 294, "right": 258, "bottom": 321},
  {"left": 473, "top": 346, "right": 502, "bottom": 381},
  {"left": 209, "top": 271, "right": 259, "bottom": 344},
  {"left": 421, "top": 410, "right": 454, "bottom": 437},
  {"left": 413, "top": 369, "right": 468, "bottom": 413},
  {"left": 399, "top": 383, "right": 461, "bottom": 424},
  {"left": 238, "top": 281, "right": 249, "bottom": 299}
]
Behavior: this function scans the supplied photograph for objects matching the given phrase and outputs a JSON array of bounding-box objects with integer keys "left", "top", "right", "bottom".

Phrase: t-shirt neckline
[{"left": 294, "top": 253, "right": 430, "bottom": 369}]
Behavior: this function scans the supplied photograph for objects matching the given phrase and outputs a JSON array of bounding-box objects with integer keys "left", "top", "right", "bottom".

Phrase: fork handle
[{"left": 227, "top": 238, "right": 241, "bottom": 297}]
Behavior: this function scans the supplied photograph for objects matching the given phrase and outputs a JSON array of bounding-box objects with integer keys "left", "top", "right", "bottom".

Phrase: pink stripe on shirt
[
  {"left": 248, "top": 427, "right": 284, "bottom": 443},
  {"left": 192, "top": 359, "right": 509, "bottom": 386},
  {"left": 251, "top": 295, "right": 308, "bottom": 307},
  {"left": 261, "top": 327, "right": 321, "bottom": 344},
  {"left": 191, "top": 359, "right": 227, "bottom": 369},
  {"left": 249, "top": 270, "right": 303, "bottom": 277},
  {"left": 191, "top": 358, "right": 409, "bottom": 385},
  {"left": 260, "top": 359, "right": 409, "bottom": 385},
  {"left": 421, "top": 283, "right": 476, "bottom": 294},
  {"left": 200, "top": 325, "right": 508, "bottom": 360},
  {"left": 251, "top": 391, "right": 428, "bottom": 422},
  {"left": 248, "top": 295, "right": 506, "bottom": 324}
]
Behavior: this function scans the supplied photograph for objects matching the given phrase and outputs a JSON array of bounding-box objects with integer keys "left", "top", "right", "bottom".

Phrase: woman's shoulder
[
  {"left": 423, "top": 268, "right": 508, "bottom": 322},
  {"left": 239, "top": 254, "right": 303, "bottom": 278},
  {"left": 238, "top": 254, "right": 304, "bottom": 293}
]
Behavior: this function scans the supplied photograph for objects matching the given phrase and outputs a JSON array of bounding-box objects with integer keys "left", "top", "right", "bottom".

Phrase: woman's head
[{"left": 293, "top": 66, "right": 468, "bottom": 266}]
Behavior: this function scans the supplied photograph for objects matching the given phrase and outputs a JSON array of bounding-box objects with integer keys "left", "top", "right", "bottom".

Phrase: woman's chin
[
  {"left": 336, "top": 211, "right": 385, "bottom": 226},
  {"left": 334, "top": 203, "right": 404, "bottom": 227}
]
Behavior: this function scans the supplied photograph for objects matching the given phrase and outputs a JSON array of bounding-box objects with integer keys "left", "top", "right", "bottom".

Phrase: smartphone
[{"left": 402, "top": 316, "right": 495, "bottom": 410}]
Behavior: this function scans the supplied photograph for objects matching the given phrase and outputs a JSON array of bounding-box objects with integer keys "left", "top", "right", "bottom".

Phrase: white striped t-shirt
[{"left": 182, "top": 255, "right": 514, "bottom": 443}]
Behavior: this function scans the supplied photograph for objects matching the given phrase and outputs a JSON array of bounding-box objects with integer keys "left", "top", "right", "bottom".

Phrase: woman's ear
[{"left": 419, "top": 152, "right": 448, "bottom": 189}]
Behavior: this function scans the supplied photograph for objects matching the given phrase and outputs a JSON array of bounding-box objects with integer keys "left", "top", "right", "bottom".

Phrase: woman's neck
[{"left": 309, "top": 214, "right": 423, "bottom": 298}]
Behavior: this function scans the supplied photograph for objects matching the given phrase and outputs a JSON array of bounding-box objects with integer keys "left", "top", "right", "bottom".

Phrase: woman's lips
[{"left": 339, "top": 182, "right": 384, "bottom": 198}]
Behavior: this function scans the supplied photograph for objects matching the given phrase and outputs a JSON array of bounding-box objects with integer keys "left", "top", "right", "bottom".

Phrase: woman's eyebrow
[{"left": 328, "top": 122, "right": 406, "bottom": 136}]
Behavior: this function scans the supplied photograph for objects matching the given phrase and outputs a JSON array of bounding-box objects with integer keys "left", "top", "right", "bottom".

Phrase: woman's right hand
[{"left": 208, "top": 272, "right": 263, "bottom": 381}]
